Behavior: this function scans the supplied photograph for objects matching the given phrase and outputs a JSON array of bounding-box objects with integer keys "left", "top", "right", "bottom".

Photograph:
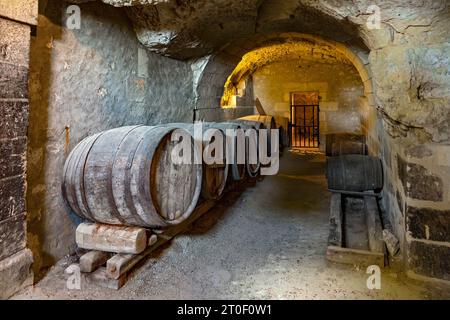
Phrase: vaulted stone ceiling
[{"left": 71, "top": 0, "right": 449, "bottom": 60}]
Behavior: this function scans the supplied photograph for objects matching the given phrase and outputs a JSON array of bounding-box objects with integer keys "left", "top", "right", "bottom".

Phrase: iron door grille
[{"left": 290, "top": 104, "right": 320, "bottom": 148}]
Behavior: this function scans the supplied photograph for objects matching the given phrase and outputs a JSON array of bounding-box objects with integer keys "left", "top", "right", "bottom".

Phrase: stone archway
[{"left": 20, "top": 0, "right": 450, "bottom": 285}]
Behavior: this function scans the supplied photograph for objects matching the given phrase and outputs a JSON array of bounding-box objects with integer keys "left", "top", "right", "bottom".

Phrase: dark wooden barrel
[
  {"left": 165, "top": 123, "right": 229, "bottom": 200},
  {"left": 239, "top": 115, "right": 277, "bottom": 157},
  {"left": 326, "top": 155, "right": 383, "bottom": 192},
  {"left": 62, "top": 125, "right": 203, "bottom": 228},
  {"left": 215, "top": 122, "right": 247, "bottom": 181},
  {"left": 326, "top": 133, "right": 366, "bottom": 157},
  {"left": 331, "top": 140, "right": 367, "bottom": 157},
  {"left": 228, "top": 120, "right": 262, "bottom": 178}
]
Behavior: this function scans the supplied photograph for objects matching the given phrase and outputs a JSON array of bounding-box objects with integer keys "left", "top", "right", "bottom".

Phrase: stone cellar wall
[
  {"left": 26, "top": 1, "right": 197, "bottom": 273},
  {"left": 0, "top": 0, "right": 37, "bottom": 299}
]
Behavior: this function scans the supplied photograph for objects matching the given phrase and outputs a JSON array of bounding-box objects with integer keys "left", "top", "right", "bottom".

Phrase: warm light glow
[{"left": 221, "top": 35, "right": 353, "bottom": 108}]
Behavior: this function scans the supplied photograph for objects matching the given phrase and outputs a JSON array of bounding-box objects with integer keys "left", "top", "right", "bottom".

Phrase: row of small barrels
[
  {"left": 325, "top": 133, "right": 383, "bottom": 192},
  {"left": 62, "top": 116, "right": 277, "bottom": 230}
]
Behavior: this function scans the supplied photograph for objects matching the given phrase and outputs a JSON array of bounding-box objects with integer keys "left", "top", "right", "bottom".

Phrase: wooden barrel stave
[{"left": 145, "top": 127, "right": 202, "bottom": 225}]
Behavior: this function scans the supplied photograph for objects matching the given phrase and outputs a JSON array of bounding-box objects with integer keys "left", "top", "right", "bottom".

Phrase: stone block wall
[{"left": 0, "top": 0, "right": 37, "bottom": 299}]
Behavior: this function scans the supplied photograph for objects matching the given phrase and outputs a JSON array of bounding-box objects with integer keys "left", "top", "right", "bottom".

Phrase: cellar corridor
[{"left": 12, "top": 152, "right": 448, "bottom": 300}]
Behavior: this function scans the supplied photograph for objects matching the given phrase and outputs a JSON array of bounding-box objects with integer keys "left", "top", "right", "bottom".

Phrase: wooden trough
[{"left": 326, "top": 192, "right": 387, "bottom": 267}]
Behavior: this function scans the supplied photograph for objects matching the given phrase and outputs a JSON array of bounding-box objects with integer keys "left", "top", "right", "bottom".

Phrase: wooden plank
[
  {"left": 364, "top": 195, "right": 385, "bottom": 254},
  {"left": 255, "top": 98, "right": 267, "bottom": 116},
  {"left": 83, "top": 267, "right": 127, "bottom": 290},
  {"left": 79, "top": 251, "right": 109, "bottom": 273},
  {"left": 343, "top": 196, "right": 369, "bottom": 251},
  {"left": 76, "top": 223, "right": 147, "bottom": 254},
  {"left": 328, "top": 193, "right": 343, "bottom": 247},
  {"left": 383, "top": 229, "right": 400, "bottom": 256},
  {"left": 326, "top": 246, "right": 385, "bottom": 267}
]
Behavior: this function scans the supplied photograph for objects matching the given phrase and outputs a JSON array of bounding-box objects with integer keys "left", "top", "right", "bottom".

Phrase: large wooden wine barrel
[
  {"left": 331, "top": 140, "right": 367, "bottom": 157},
  {"left": 62, "top": 125, "right": 203, "bottom": 228},
  {"left": 228, "top": 120, "right": 262, "bottom": 178},
  {"left": 165, "top": 123, "right": 229, "bottom": 200},
  {"left": 239, "top": 115, "right": 277, "bottom": 157},
  {"left": 326, "top": 155, "right": 383, "bottom": 192},
  {"left": 215, "top": 122, "right": 247, "bottom": 181},
  {"left": 326, "top": 133, "right": 366, "bottom": 157},
  {"left": 201, "top": 123, "right": 231, "bottom": 199}
]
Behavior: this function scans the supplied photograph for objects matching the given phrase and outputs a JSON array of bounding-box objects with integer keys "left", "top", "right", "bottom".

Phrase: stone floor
[{"left": 13, "top": 151, "right": 450, "bottom": 300}]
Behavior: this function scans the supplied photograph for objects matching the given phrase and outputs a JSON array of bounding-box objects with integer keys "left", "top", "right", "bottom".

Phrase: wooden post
[
  {"left": 79, "top": 251, "right": 109, "bottom": 273},
  {"left": 76, "top": 223, "right": 148, "bottom": 254}
]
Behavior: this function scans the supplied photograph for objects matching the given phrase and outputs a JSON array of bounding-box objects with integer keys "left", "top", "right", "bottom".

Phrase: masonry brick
[
  {"left": 0, "top": 175, "right": 26, "bottom": 221},
  {"left": 0, "top": 100, "right": 29, "bottom": 139},
  {"left": 0, "top": 213, "right": 26, "bottom": 261}
]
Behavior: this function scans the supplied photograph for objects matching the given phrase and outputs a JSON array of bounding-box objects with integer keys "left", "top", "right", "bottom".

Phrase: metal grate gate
[{"left": 290, "top": 92, "right": 320, "bottom": 148}]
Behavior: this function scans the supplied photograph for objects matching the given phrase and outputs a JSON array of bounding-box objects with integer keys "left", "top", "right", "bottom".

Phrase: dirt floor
[{"left": 13, "top": 151, "right": 450, "bottom": 300}]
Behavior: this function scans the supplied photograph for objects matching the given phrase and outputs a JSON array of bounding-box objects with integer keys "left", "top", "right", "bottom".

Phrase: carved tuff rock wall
[{"left": 0, "top": 0, "right": 37, "bottom": 299}]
